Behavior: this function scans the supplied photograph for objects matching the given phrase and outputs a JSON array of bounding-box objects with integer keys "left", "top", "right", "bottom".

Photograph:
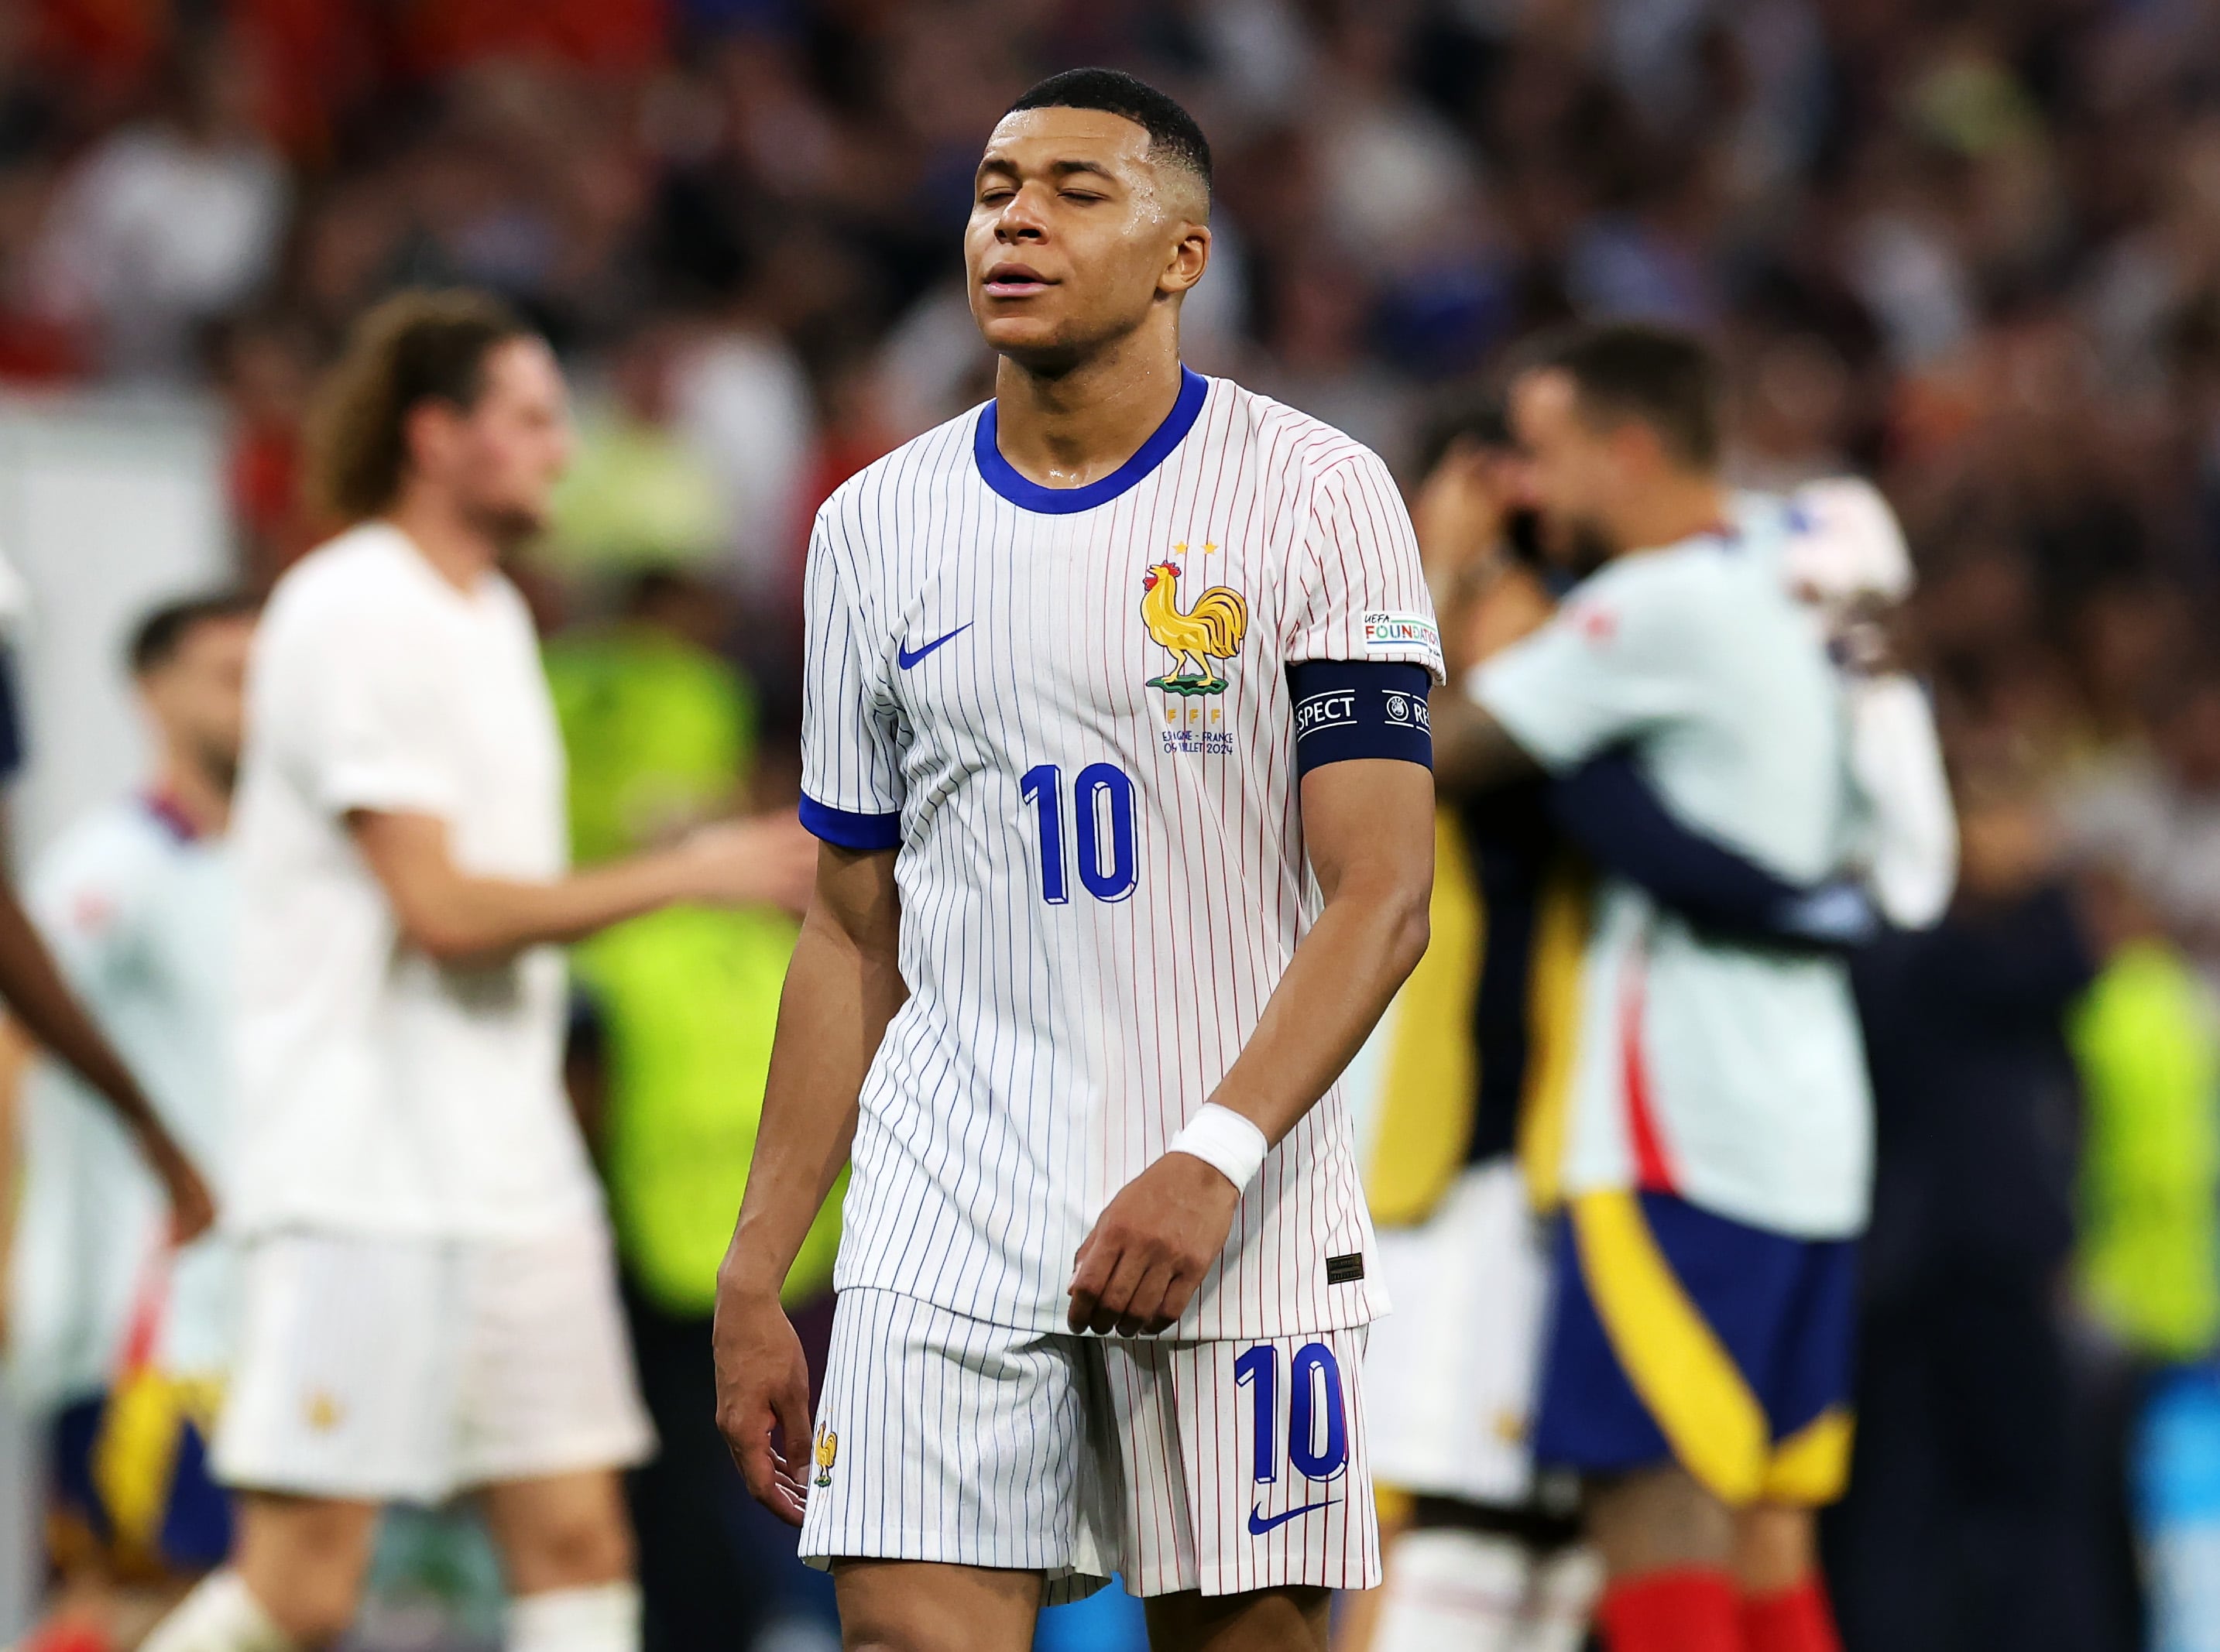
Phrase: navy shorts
[
  {"left": 51, "top": 1384, "right": 232, "bottom": 1574},
  {"left": 1532, "top": 1190, "right": 1858, "bottom": 1507}
]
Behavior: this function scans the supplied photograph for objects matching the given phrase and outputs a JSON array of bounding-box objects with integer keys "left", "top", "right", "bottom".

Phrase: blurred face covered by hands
[
  {"left": 965, "top": 106, "right": 1210, "bottom": 369},
  {"left": 1509, "top": 366, "right": 1646, "bottom": 578},
  {"left": 1412, "top": 434, "right": 1553, "bottom": 675}
]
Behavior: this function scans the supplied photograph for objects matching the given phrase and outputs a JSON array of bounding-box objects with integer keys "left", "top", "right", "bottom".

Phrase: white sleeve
[
  {"left": 303, "top": 605, "right": 461, "bottom": 819},
  {"left": 798, "top": 513, "right": 905, "bottom": 848},
  {"left": 1285, "top": 450, "right": 1446, "bottom": 680},
  {"left": 1847, "top": 673, "right": 1958, "bottom": 928},
  {"left": 1471, "top": 579, "right": 1701, "bottom": 771}
]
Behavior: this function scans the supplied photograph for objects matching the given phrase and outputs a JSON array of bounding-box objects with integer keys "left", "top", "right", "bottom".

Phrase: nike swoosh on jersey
[
  {"left": 897, "top": 623, "right": 974, "bottom": 669},
  {"left": 1247, "top": 1499, "right": 1333, "bottom": 1535}
]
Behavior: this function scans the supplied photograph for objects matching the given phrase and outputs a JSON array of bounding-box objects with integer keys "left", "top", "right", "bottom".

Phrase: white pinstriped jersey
[{"left": 800, "top": 368, "right": 1443, "bottom": 1338}]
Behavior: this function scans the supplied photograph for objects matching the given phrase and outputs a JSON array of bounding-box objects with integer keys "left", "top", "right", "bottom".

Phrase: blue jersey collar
[{"left": 974, "top": 367, "right": 1208, "bottom": 515}]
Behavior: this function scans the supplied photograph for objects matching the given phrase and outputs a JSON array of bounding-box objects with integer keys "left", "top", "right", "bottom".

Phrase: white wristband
[{"left": 1168, "top": 1103, "right": 1269, "bottom": 1191}]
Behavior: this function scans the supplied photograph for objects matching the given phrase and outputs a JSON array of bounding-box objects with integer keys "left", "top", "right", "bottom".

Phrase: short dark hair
[
  {"left": 1516, "top": 322, "right": 1724, "bottom": 471},
  {"left": 129, "top": 591, "right": 259, "bottom": 677},
  {"left": 1006, "top": 67, "right": 1212, "bottom": 197},
  {"left": 305, "top": 289, "right": 534, "bottom": 521}
]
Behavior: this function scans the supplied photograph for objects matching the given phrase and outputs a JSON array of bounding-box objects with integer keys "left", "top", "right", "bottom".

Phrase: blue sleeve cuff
[
  {"left": 1286, "top": 661, "right": 1433, "bottom": 775},
  {"left": 798, "top": 794, "right": 902, "bottom": 850}
]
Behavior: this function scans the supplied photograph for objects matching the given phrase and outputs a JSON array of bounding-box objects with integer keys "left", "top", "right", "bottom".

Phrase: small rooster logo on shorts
[{"left": 813, "top": 1424, "right": 839, "bottom": 1487}]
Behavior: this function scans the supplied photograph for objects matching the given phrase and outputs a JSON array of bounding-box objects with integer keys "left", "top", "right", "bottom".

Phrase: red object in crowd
[
  {"left": 0, "top": 314, "right": 87, "bottom": 386},
  {"left": 228, "top": 421, "right": 317, "bottom": 581},
  {"left": 228, "top": 0, "right": 385, "bottom": 163},
  {"left": 396, "top": 0, "right": 671, "bottom": 79},
  {"left": 19, "top": 1616, "right": 112, "bottom": 1652},
  {"left": 34, "top": 0, "right": 165, "bottom": 94}
]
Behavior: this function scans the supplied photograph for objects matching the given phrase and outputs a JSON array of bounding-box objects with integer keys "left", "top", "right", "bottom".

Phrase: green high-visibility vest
[
  {"left": 575, "top": 906, "right": 842, "bottom": 1314},
  {"left": 2072, "top": 941, "right": 2220, "bottom": 1362},
  {"left": 548, "top": 627, "right": 840, "bottom": 1314}
]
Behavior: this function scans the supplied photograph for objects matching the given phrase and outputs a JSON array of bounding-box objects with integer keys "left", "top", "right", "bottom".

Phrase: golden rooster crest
[
  {"left": 1141, "top": 560, "right": 1249, "bottom": 696},
  {"left": 813, "top": 1423, "right": 838, "bottom": 1487}
]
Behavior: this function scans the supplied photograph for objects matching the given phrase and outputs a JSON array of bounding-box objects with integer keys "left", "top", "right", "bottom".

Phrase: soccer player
[
  {"left": 711, "top": 69, "right": 1439, "bottom": 1652},
  {"left": 1357, "top": 401, "right": 1889, "bottom": 1652},
  {"left": 9, "top": 593, "right": 256, "bottom": 1652},
  {"left": 142, "top": 290, "right": 815, "bottom": 1652},
  {"left": 1435, "top": 324, "right": 1872, "bottom": 1652}
]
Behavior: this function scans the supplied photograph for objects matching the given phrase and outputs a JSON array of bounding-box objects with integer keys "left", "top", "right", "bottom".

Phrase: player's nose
[{"left": 994, "top": 182, "right": 1051, "bottom": 240}]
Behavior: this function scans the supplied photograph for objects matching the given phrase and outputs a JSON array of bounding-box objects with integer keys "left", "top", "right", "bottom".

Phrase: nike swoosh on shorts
[{"left": 1247, "top": 1499, "right": 1333, "bottom": 1535}]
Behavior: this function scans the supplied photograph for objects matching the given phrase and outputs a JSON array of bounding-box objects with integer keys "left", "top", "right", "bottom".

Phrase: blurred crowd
[
  {"left": 8, "top": 0, "right": 2220, "bottom": 754},
  {"left": 7, "top": 0, "right": 2220, "bottom": 1648}
]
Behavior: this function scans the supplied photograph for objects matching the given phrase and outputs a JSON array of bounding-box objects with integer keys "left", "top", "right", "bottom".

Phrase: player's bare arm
[
  {"left": 714, "top": 842, "right": 904, "bottom": 1524},
  {"left": 0, "top": 878, "right": 212, "bottom": 1239},
  {"left": 1067, "top": 757, "right": 1434, "bottom": 1336},
  {"left": 350, "top": 807, "right": 815, "bottom": 965}
]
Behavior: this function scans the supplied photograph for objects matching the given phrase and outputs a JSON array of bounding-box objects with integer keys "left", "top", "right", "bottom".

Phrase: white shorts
[
  {"left": 1367, "top": 1161, "right": 1552, "bottom": 1507},
  {"left": 213, "top": 1222, "right": 654, "bottom": 1503},
  {"left": 800, "top": 1288, "right": 1379, "bottom": 1602}
]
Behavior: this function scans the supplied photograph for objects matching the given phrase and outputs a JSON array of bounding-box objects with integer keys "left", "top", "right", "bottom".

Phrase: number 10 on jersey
[{"left": 1020, "top": 763, "right": 1137, "bottom": 905}]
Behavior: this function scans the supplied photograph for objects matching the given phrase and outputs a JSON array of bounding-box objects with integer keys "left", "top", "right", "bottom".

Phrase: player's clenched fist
[
  {"left": 1067, "top": 1151, "right": 1244, "bottom": 1337},
  {"left": 712, "top": 1282, "right": 815, "bottom": 1526}
]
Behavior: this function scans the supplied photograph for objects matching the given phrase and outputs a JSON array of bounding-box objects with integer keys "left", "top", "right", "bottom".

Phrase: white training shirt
[
  {"left": 800, "top": 368, "right": 1443, "bottom": 1338},
  {"left": 1475, "top": 523, "right": 1874, "bottom": 1239},
  {"left": 9, "top": 800, "right": 235, "bottom": 1409},
  {"left": 231, "top": 523, "right": 599, "bottom": 1240}
]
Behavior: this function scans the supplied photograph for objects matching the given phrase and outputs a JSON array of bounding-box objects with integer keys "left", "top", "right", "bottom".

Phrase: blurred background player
[
  {"left": 5, "top": 593, "right": 256, "bottom": 1652},
  {"left": 1437, "top": 324, "right": 1874, "bottom": 1652},
  {"left": 1354, "top": 395, "right": 1899, "bottom": 1652},
  {"left": 140, "top": 289, "right": 813, "bottom": 1652}
]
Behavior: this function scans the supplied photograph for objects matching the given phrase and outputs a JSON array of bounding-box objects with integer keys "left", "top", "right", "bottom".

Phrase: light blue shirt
[
  {"left": 1477, "top": 525, "right": 1873, "bottom": 1238},
  {"left": 9, "top": 799, "right": 235, "bottom": 1408}
]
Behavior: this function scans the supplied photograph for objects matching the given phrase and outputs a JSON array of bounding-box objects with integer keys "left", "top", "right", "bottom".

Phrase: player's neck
[
  {"left": 1608, "top": 471, "right": 1731, "bottom": 559},
  {"left": 149, "top": 752, "right": 230, "bottom": 837},
  {"left": 384, "top": 489, "right": 500, "bottom": 594},
  {"left": 990, "top": 331, "right": 1185, "bottom": 491}
]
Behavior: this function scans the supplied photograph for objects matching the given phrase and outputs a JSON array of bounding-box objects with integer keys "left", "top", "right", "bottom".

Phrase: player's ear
[{"left": 1160, "top": 221, "right": 1211, "bottom": 300}]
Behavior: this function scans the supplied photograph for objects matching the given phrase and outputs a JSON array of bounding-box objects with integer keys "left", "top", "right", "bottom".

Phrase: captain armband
[{"left": 1285, "top": 660, "right": 1435, "bottom": 776}]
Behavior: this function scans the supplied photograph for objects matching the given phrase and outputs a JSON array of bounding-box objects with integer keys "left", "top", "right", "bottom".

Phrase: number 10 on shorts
[{"left": 1234, "top": 1342, "right": 1348, "bottom": 1484}]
